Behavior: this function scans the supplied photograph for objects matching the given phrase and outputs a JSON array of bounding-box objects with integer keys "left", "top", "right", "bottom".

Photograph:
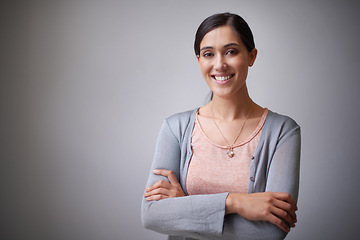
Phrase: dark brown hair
[{"left": 194, "top": 12, "right": 255, "bottom": 56}]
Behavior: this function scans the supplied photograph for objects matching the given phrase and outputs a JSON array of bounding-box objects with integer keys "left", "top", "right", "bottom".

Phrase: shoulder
[
  {"left": 165, "top": 108, "right": 198, "bottom": 127},
  {"left": 162, "top": 108, "right": 198, "bottom": 142},
  {"left": 266, "top": 110, "right": 299, "bottom": 128},
  {"left": 264, "top": 110, "right": 301, "bottom": 137}
]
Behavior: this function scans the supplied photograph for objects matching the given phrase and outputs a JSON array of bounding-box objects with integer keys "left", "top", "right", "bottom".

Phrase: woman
[{"left": 142, "top": 12, "right": 300, "bottom": 240}]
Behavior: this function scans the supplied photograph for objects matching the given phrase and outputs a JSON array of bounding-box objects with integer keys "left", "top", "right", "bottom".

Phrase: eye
[
  {"left": 225, "top": 49, "right": 238, "bottom": 55},
  {"left": 202, "top": 52, "right": 214, "bottom": 58}
]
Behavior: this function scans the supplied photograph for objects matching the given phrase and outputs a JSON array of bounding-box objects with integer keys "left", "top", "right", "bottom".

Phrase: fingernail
[{"left": 153, "top": 169, "right": 160, "bottom": 173}]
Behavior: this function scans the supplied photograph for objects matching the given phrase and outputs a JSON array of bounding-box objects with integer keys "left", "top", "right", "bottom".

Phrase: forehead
[{"left": 200, "top": 25, "right": 242, "bottom": 48}]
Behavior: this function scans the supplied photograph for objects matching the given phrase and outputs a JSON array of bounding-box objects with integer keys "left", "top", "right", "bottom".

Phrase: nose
[{"left": 214, "top": 55, "right": 227, "bottom": 71}]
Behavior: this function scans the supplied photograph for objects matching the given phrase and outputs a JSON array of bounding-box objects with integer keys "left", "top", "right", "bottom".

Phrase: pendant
[{"left": 227, "top": 148, "right": 234, "bottom": 158}]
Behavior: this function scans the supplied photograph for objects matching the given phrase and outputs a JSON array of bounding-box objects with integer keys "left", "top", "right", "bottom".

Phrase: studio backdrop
[{"left": 1, "top": 1, "right": 360, "bottom": 239}]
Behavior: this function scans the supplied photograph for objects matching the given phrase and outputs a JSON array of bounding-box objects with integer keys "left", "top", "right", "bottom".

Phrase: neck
[{"left": 211, "top": 85, "right": 253, "bottom": 121}]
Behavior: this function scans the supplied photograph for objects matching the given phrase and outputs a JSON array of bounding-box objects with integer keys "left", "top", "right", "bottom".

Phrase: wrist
[{"left": 225, "top": 193, "right": 236, "bottom": 214}]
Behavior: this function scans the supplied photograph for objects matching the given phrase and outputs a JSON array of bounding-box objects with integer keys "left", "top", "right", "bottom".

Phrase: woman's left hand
[{"left": 144, "top": 169, "right": 185, "bottom": 201}]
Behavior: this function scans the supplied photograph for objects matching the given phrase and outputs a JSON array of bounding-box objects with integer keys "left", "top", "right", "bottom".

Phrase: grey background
[{"left": 1, "top": 0, "right": 360, "bottom": 239}]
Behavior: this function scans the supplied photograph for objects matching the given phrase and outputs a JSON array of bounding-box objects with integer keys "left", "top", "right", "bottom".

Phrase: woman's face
[{"left": 197, "top": 25, "right": 257, "bottom": 99}]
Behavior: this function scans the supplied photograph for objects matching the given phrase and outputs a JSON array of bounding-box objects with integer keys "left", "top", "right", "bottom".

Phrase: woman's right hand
[
  {"left": 225, "top": 192, "right": 298, "bottom": 233},
  {"left": 143, "top": 169, "right": 185, "bottom": 201}
]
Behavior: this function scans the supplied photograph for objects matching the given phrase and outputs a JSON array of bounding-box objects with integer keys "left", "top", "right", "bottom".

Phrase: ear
[
  {"left": 196, "top": 55, "right": 200, "bottom": 62},
  {"left": 249, "top": 48, "right": 258, "bottom": 66}
]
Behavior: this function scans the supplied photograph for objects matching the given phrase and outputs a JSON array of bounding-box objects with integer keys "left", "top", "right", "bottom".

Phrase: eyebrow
[{"left": 200, "top": 42, "right": 240, "bottom": 52}]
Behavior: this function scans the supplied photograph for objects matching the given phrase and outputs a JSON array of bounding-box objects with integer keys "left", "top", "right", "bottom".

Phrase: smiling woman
[{"left": 141, "top": 12, "right": 300, "bottom": 240}]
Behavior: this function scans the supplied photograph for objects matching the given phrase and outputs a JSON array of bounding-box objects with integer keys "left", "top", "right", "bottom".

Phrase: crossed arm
[
  {"left": 144, "top": 169, "right": 297, "bottom": 233},
  {"left": 142, "top": 118, "right": 300, "bottom": 239}
]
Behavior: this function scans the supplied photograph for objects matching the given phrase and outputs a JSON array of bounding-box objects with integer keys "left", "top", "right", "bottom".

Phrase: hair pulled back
[{"left": 194, "top": 12, "right": 255, "bottom": 56}]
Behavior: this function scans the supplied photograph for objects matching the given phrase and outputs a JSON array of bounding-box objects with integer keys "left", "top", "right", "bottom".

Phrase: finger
[
  {"left": 145, "top": 179, "right": 172, "bottom": 192},
  {"left": 145, "top": 194, "right": 169, "bottom": 201},
  {"left": 272, "top": 198, "right": 297, "bottom": 223},
  {"left": 267, "top": 213, "right": 290, "bottom": 233},
  {"left": 271, "top": 205, "right": 295, "bottom": 228},
  {"left": 153, "top": 169, "right": 180, "bottom": 185},
  {"left": 144, "top": 187, "right": 170, "bottom": 198},
  {"left": 274, "top": 192, "right": 298, "bottom": 211},
  {"left": 285, "top": 195, "right": 298, "bottom": 211}
]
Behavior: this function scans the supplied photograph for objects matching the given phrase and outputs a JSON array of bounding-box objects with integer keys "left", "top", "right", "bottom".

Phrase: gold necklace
[{"left": 211, "top": 102, "right": 253, "bottom": 158}]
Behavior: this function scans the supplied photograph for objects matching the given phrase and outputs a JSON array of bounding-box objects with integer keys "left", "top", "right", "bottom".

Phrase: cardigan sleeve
[
  {"left": 265, "top": 120, "right": 301, "bottom": 201},
  {"left": 262, "top": 118, "right": 301, "bottom": 239},
  {"left": 141, "top": 119, "right": 229, "bottom": 238}
]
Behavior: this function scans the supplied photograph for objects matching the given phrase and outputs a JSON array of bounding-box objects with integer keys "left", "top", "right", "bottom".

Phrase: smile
[{"left": 212, "top": 74, "right": 234, "bottom": 81}]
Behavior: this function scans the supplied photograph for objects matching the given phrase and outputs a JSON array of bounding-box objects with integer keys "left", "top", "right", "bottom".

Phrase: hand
[
  {"left": 143, "top": 169, "right": 185, "bottom": 201},
  {"left": 226, "top": 192, "right": 298, "bottom": 232}
]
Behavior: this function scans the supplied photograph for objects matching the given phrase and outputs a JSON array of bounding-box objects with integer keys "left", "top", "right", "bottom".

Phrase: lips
[{"left": 211, "top": 74, "right": 235, "bottom": 84}]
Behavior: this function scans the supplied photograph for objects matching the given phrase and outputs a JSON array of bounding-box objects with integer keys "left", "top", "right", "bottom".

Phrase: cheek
[
  {"left": 230, "top": 59, "right": 249, "bottom": 73},
  {"left": 199, "top": 61, "right": 212, "bottom": 75},
  {"left": 229, "top": 56, "right": 247, "bottom": 66}
]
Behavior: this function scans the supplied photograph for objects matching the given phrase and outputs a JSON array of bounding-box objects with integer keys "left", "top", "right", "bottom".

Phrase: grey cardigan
[{"left": 141, "top": 108, "right": 301, "bottom": 240}]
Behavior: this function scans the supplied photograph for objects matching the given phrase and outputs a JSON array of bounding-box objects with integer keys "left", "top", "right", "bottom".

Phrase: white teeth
[{"left": 214, "top": 75, "right": 232, "bottom": 81}]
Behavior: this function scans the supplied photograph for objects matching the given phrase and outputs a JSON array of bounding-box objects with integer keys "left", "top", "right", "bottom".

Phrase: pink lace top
[{"left": 186, "top": 108, "right": 268, "bottom": 195}]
